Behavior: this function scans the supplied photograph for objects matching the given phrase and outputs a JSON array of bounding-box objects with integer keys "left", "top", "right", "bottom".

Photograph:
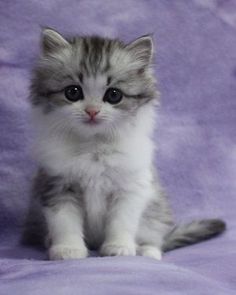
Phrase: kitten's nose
[{"left": 85, "top": 107, "right": 100, "bottom": 119}]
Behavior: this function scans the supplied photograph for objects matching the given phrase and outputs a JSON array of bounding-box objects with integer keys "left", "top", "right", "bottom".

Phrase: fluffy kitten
[{"left": 23, "top": 28, "right": 226, "bottom": 260}]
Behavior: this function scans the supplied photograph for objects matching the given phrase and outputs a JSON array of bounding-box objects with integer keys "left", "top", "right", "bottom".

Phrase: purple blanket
[{"left": 0, "top": 1, "right": 235, "bottom": 294}]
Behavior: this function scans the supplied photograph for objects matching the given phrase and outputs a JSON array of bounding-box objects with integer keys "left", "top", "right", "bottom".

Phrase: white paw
[
  {"left": 100, "top": 241, "right": 136, "bottom": 257},
  {"left": 49, "top": 244, "right": 88, "bottom": 260},
  {"left": 138, "top": 245, "right": 162, "bottom": 260}
]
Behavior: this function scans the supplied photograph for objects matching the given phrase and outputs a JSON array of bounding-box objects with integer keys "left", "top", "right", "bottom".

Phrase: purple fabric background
[{"left": 0, "top": 0, "right": 235, "bottom": 294}]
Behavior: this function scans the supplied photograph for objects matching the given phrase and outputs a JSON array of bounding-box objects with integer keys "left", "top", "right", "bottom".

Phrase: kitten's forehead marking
[
  {"left": 78, "top": 72, "right": 83, "bottom": 83},
  {"left": 78, "top": 36, "right": 116, "bottom": 76},
  {"left": 107, "top": 76, "right": 112, "bottom": 86}
]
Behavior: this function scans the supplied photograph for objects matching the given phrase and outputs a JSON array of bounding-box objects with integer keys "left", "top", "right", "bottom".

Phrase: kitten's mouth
[{"left": 83, "top": 118, "right": 102, "bottom": 125}]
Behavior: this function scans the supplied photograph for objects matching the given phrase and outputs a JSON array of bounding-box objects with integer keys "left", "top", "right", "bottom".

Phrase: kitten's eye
[
  {"left": 64, "top": 85, "right": 84, "bottom": 102},
  {"left": 103, "top": 88, "right": 123, "bottom": 105}
]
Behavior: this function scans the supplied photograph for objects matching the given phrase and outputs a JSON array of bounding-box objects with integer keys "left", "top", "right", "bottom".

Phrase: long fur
[{"left": 162, "top": 219, "right": 226, "bottom": 252}]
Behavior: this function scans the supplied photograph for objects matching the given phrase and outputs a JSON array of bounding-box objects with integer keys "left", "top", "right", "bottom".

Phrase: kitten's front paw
[
  {"left": 138, "top": 245, "right": 162, "bottom": 260},
  {"left": 100, "top": 241, "right": 136, "bottom": 257},
  {"left": 49, "top": 244, "right": 88, "bottom": 260}
]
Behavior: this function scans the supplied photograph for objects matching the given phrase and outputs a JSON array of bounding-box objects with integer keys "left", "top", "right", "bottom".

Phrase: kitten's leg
[
  {"left": 100, "top": 189, "right": 150, "bottom": 257},
  {"left": 136, "top": 222, "right": 166, "bottom": 261},
  {"left": 44, "top": 200, "right": 88, "bottom": 260},
  {"left": 136, "top": 196, "right": 174, "bottom": 260},
  {"left": 136, "top": 224, "right": 165, "bottom": 261}
]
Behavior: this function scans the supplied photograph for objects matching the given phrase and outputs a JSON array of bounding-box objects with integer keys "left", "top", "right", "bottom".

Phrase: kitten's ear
[
  {"left": 41, "top": 28, "right": 70, "bottom": 55},
  {"left": 126, "top": 35, "right": 153, "bottom": 66}
]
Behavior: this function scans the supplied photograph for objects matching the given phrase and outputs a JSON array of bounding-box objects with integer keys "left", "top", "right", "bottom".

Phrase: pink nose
[{"left": 85, "top": 107, "right": 100, "bottom": 119}]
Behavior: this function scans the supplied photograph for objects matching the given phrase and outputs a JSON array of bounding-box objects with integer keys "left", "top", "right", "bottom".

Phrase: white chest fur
[{"left": 33, "top": 105, "right": 156, "bottom": 247}]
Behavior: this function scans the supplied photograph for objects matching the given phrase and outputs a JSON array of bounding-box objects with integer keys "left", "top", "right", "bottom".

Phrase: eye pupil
[
  {"left": 104, "top": 88, "right": 123, "bottom": 105},
  {"left": 64, "top": 85, "right": 84, "bottom": 102},
  {"left": 111, "top": 90, "right": 118, "bottom": 97}
]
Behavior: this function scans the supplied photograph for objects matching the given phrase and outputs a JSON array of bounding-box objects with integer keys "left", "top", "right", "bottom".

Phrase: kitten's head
[{"left": 30, "top": 28, "right": 158, "bottom": 138}]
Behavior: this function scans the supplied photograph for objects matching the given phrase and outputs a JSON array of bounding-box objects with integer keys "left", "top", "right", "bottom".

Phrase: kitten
[{"left": 23, "top": 28, "right": 226, "bottom": 260}]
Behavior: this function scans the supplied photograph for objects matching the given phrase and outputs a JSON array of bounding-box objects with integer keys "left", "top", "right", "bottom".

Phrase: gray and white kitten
[{"left": 23, "top": 28, "right": 225, "bottom": 260}]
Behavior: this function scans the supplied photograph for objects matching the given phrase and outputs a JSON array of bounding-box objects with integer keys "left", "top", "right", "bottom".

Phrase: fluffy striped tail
[{"left": 162, "top": 219, "right": 226, "bottom": 252}]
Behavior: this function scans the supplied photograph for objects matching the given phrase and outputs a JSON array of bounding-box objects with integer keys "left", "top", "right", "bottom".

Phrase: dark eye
[
  {"left": 64, "top": 85, "right": 84, "bottom": 102},
  {"left": 103, "top": 88, "right": 123, "bottom": 105}
]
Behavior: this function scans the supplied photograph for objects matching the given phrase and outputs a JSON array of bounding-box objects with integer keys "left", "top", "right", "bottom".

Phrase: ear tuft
[
  {"left": 126, "top": 35, "right": 153, "bottom": 66},
  {"left": 41, "top": 28, "right": 70, "bottom": 55}
]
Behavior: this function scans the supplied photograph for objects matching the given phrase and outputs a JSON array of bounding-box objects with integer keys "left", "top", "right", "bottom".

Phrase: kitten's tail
[{"left": 162, "top": 219, "right": 226, "bottom": 252}]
